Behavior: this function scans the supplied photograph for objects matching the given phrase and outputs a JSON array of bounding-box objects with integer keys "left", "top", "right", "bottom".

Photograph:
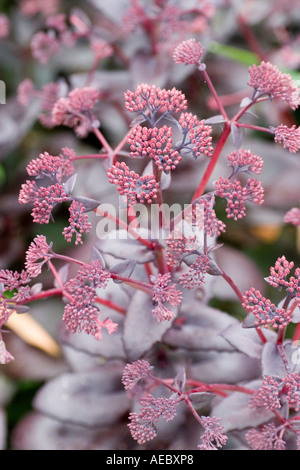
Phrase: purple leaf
[
  {"left": 90, "top": 246, "right": 106, "bottom": 266},
  {"left": 261, "top": 342, "right": 287, "bottom": 378},
  {"left": 130, "top": 114, "right": 147, "bottom": 127},
  {"left": 189, "top": 392, "right": 215, "bottom": 410},
  {"left": 63, "top": 173, "right": 77, "bottom": 194},
  {"left": 33, "top": 365, "right": 130, "bottom": 427},
  {"left": 30, "top": 283, "right": 43, "bottom": 296},
  {"left": 110, "top": 259, "right": 137, "bottom": 283},
  {"left": 15, "top": 305, "right": 30, "bottom": 314},
  {"left": 53, "top": 264, "right": 69, "bottom": 288},
  {"left": 221, "top": 323, "right": 276, "bottom": 359},
  {"left": 74, "top": 196, "right": 100, "bottom": 212},
  {"left": 163, "top": 303, "right": 239, "bottom": 352},
  {"left": 242, "top": 312, "right": 257, "bottom": 328},
  {"left": 211, "top": 379, "right": 273, "bottom": 432},
  {"left": 12, "top": 412, "right": 127, "bottom": 450},
  {"left": 123, "top": 291, "right": 173, "bottom": 361},
  {"left": 231, "top": 122, "right": 244, "bottom": 149},
  {"left": 205, "top": 114, "right": 226, "bottom": 124},
  {"left": 239, "top": 97, "right": 253, "bottom": 108},
  {"left": 173, "top": 368, "right": 186, "bottom": 393}
]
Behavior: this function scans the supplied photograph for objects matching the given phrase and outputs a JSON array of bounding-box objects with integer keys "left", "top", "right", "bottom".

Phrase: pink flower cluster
[
  {"left": 179, "top": 253, "right": 211, "bottom": 290},
  {"left": 25, "top": 150, "right": 75, "bottom": 182},
  {"left": 63, "top": 260, "right": 113, "bottom": 339},
  {"left": 124, "top": 84, "right": 187, "bottom": 120},
  {"left": 273, "top": 124, "right": 300, "bottom": 153},
  {"left": 51, "top": 87, "right": 100, "bottom": 137},
  {"left": 128, "top": 125, "right": 182, "bottom": 173},
  {"left": 151, "top": 273, "right": 182, "bottom": 322},
  {"left": 122, "top": 360, "right": 153, "bottom": 391},
  {"left": 214, "top": 177, "right": 264, "bottom": 220},
  {"left": 30, "top": 13, "right": 75, "bottom": 64},
  {"left": 25, "top": 235, "right": 53, "bottom": 278},
  {"left": 128, "top": 394, "right": 177, "bottom": 445},
  {"left": 107, "top": 161, "right": 159, "bottom": 206},
  {"left": 248, "top": 61, "right": 300, "bottom": 110},
  {"left": 178, "top": 113, "right": 214, "bottom": 159},
  {"left": 198, "top": 416, "right": 228, "bottom": 450},
  {"left": 265, "top": 255, "right": 300, "bottom": 297},
  {"left": 165, "top": 231, "right": 199, "bottom": 269},
  {"left": 62, "top": 201, "right": 92, "bottom": 245},
  {"left": 226, "top": 148, "right": 264, "bottom": 175},
  {"left": 173, "top": 38, "right": 205, "bottom": 66},
  {"left": 242, "top": 287, "right": 292, "bottom": 329},
  {"left": 284, "top": 207, "right": 300, "bottom": 226},
  {"left": 246, "top": 423, "right": 286, "bottom": 450}
]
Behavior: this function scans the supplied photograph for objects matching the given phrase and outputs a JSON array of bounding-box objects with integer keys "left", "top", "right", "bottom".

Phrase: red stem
[{"left": 192, "top": 123, "right": 231, "bottom": 201}]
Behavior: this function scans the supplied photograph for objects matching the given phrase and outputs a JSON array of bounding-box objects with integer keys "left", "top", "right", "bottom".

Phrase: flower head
[
  {"left": 62, "top": 260, "right": 111, "bottom": 338},
  {"left": 107, "top": 161, "right": 159, "bottom": 206},
  {"left": 242, "top": 287, "right": 292, "bottom": 329},
  {"left": 151, "top": 273, "right": 182, "bottom": 322},
  {"left": 248, "top": 61, "right": 300, "bottom": 109},
  {"left": 273, "top": 124, "right": 300, "bottom": 153},
  {"left": 284, "top": 207, "right": 300, "bottom": 226},
  {"left": 226, "top": 149, "right": 264, "bottom": 175},
  {"left": 265, "top": 255, "right": 300, "bottom": 297},
  {"left": 128, "top": 125, "right": 181, "bottom": 173},
  {"left": 179, "top": 254, "right": 211, "bottom": 290},
  {"left": 25, "top": 235, "right": 53, "bottom": 278},
  {"left": 63, "top": 201, "right": 91, "bottom": 245},
  {"left": 122, "top": 360, "right": 153, "bottom": 391},
  {"left": 128, "top": 394, "right": 177, "bottom": 445},
  {"left": 173, "top": 38, "right": 205, "bottom": 66},
  {"left": 198, "top": 416, "right": 227, "bottom": 450},
  {"left": 124, "top": 84, "right": 187, "bottom": 123},
  {"left": 31, "top": 31, "right": 61, "bottom": 64},
  {"left": 178, "top": 113, "right": 213, "bottom": 159},
  {"left": 246, "top": 423, "right": 286, "bottom": 450}
]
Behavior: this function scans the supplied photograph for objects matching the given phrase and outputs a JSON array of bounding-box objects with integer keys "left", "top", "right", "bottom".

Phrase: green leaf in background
[
  {"left": 208, "top": 41, "right": 260, "bottom": 66},
  {"left": 208, "top": 41, "right": 300, "bottom": 85},
  {"left": 0, "top": 164, "right": 6, "bottom": 184}
]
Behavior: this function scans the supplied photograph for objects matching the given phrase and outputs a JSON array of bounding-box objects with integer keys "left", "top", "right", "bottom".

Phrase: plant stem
[
  {"left": 202, "top": 69, "right": 228, "bottom": 120},
  {"left": 192, "top": 123, "right": 231, "bottom": 201}
]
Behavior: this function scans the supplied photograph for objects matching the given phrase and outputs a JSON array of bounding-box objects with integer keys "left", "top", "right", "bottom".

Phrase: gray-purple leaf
[
  {"left": 173, "top": 368, "right": 186, "bottom": 393},
  {"left": 240, "top": 97, "right": 253, "bottom": 108},
  {"left": 74, "top": 196, "right": 100, "bottom": 212},
  {"left": 261, "top": 342, "right": 287, "bottom": 378},
  {"left": 53, "top": 264, "right": 69, "bottom": 288},
  {"left": 163, "top": 303, "right": 238, "bottom": 352},
  {"left": 110, "top": 259, "right": 137, "bottom": 283},
  {"left": 63, "top": 173, "right": 77, "bottom": 194},
  {"left": 90, "top": 246, "right": 106, "bottom": 266},
  {"left": 123, "top": 291, "right": 173, "bottom": 361},
  {"left": 242, "top": 311, "right": 257, "bottom": 328},
  {"left": 33, "top": 365, "right": 130, "bottom": 427},
  {"left": 160, "top": 170, "right": 171, "bottom": 190},
  {"left": 231, "top": 122, "right": 244, "bottom": 149},
  {"left": 207, "top": 259, "right": 222, "bottom": 276},
  {"left": 188, "top": 392, "right": 215, "bottom": 410},
  {"left": 205, "top": 114, "right": 226, "bottom": 124},
  {"left": 211, "top": 379, "right": 273, "bottom": 432},
  {"left": 130, "top": 114, "right": 147, "bottom": 127},
  {"left": 12, "top": 412, "right": 127, "bottom": 450},
  {"left": 30, "top": 283, "right": 43, "bottom": 296},
  {"left": 220, "top": 323, "right": 276, "bottom": 359},
  {"left": 15, "top": 305, "right": 30, "bottom": 314}
]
